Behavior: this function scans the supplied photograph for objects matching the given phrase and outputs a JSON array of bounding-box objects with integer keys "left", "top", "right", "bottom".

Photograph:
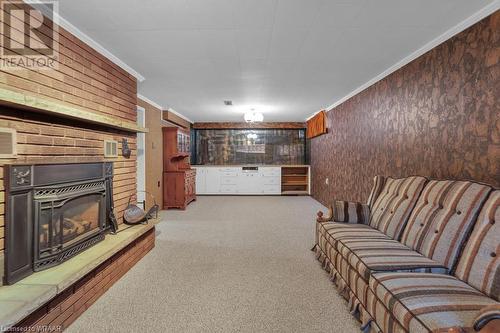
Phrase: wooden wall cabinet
[{"left": 162, "top": 127, "right": 196, "bottom": 209}]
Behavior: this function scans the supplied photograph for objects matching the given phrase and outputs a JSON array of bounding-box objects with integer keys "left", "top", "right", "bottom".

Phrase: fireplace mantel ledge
[
  {"left": 0, "top": 219, "right": 160, "bottom": 329},
  {"left": 0, "top": 86, "right": 148, "bottom": 133}
]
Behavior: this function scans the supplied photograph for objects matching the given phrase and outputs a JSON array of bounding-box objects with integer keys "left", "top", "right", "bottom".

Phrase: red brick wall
[
  {"left": 0, "top": 1, "right": 139, "bottom": 253},
  {"left": 0, "top": 0, "right": 137, "bottom": 121},
  {"left": 0, "top": 109, "right": 138, "bottom": 253},
  {"left": 13, "top": 228, "right": 155, "bottom": 332}
]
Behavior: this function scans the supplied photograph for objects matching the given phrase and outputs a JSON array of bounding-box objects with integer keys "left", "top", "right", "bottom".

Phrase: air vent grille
[
  {"left": 0, "top": 128, "right": 16, "bottom": 158},
  {"left": 104, "top": 140, "right": 118, "bottom": 157}
]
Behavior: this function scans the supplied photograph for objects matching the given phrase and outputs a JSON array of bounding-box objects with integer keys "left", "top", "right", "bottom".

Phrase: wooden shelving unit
[
  {"left": 281, "top": 166, "right": 309, "bottom": 195},
  {"left": 162, "top": 127, "right": 196, "bottom": 210}
]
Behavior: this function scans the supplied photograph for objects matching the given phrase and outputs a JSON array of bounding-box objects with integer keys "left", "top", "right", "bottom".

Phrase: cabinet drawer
[
  {"left": 219, "top": 168, "right": 238, "bottom": 173},
  {"left": 262, "top": 177, "right": 279, "bottom": 185},
  {"left": 261, "top": 168, "right": 281, "bottom": 177},
  {"left": 221, "top": 172, "right": 238, "bottom": 177},
  {"left": 220, "top": 185, "right": 237, "bottom": 193},
  {"left": 262, "top": 184, "right": 280, "bottom": 193},
  {"left": 221, "top": 177, "right": 237, "bottom": 185}
]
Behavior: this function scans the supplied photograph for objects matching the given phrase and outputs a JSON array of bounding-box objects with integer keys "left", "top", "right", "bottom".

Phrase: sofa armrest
[
  {"left": 478, "top": 320, "right": 500, "bottom": 333},
  {"left": 474, "top": 305, "right": 500, "bottom": 332},
  {"left": 317, "top": 205, "right": 334, "bottom": 222},
  {"left": 316, "top": 200, "right": 370, "bottom": 224}
]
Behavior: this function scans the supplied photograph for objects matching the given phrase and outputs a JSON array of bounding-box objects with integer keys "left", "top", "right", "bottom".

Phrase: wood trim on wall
[
  {"left": 138, "top": 98, "right": 164, "bottom": 208},
  {"left": 0, "top": 87, "right": 146, "bottom": 133},
  {"left": 193, "top": 122, "right": 306, "bottom": 129},
  {"left": 306, "top": 111, "right": 327, "bottom": 139},
  {"left": 162, "top": 111, "right": 191, "bottom": 129}
]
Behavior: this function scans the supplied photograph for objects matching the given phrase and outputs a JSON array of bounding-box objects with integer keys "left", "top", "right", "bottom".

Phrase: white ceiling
[{"left": 58, "top": 0, "right": 497, "bottom": 122}]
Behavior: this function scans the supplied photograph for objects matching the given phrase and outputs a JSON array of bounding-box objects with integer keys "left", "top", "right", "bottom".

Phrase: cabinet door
[
  {"left": 195, "top": 168, "right": 207, "bottom": 194},
  {"left": 164, "top": 173, "right": 184, "bottom": 207},
  {"left": 206, "top": 168, "right": 221, "bottom": 194},
  {"left": 261, "top": 167, "right": 281, "bottom": 177},
  {"left": 238, "top": 172, "right": 260, "bottom": 194},
  {"left": 259, "top": 167, "right": 281, "bottom": 194}
]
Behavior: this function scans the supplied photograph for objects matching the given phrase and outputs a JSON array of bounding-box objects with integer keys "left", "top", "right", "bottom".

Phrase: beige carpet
[{"left": 67, "top": 196, "right": 359, "bottom": 333}]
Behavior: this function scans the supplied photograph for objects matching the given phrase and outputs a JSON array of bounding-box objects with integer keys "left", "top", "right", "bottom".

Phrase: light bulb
[
  {"left": 243, "top": 111, "right": 264, "bottom": 122},
  {"left": 244, "top": 112, "right": 254, "bottom": 122}
]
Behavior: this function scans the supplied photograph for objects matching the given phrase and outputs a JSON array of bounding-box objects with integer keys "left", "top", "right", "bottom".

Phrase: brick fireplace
[
  {"left": 0, "top": 0, "right": 139, "bottom": 275},
  {"left": 0, "top": 2, "right": 150, "bottom": 329},
  {"left": 5, "top": 162, "right": 115, "bottom": 284},
  {"left": 0, "top": 109, "right": 138, "bottom": 282}
]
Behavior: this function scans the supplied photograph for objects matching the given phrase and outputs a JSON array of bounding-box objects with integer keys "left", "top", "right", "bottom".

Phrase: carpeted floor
[{"left": 67, "top": 196, "right": 359, "bottom": 333}]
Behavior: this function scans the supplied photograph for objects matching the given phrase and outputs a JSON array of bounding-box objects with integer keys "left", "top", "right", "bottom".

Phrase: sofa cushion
[
  {"left": 367, "top": 175, "right": 386, "bottom": 208},
  {"left": 369, "top": 272, "right": 498, "bottom": 333},
  {"left": 331, "top": 200, "right": 371, "bottom": 224},
  {"left": 337, "top": 238, "right": 447, "bottom": 281},
  {"left": 401, "top": 180, "right": 492, "bottom": 271},
  {"left": 318, "top": 222, "right": 390, "bottom": 249},
  {"left": 455, "top": 190, "right": 500, "bottom": 301},
  {"left": 369, "top": 176, "right": 427, "bottom": 240}
]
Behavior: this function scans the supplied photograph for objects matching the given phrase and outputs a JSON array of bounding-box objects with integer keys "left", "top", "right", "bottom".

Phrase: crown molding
[
  {"left": 30, "top": 1, "right": 145, "bottom": 82},
  {"left": 138, "top": 95, "right": 193, "bottom": 124},
  {"left": 307, "top": 0, "right": 500, "bottom": 120},
  {"left": 166, "top": 107, "right": 194, "bottom": 124}
]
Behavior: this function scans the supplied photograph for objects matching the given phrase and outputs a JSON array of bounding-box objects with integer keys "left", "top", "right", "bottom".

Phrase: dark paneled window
[{"left": 194, "top": 129, "right": 306, "bottom": 165}]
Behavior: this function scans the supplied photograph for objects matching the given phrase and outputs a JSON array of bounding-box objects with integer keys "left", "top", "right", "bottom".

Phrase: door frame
[{"left": 136, "top": 106, "right": 146, "bottom": 204}]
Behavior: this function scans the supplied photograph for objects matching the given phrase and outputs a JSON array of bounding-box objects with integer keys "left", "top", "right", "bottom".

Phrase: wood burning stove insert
[{"left": 5, "top": 162, "right": 114, "bottom": 285}]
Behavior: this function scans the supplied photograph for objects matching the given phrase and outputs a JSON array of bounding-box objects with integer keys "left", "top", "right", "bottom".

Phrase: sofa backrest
[
  {"left": 401, "top": 180, "right": 492, "bottom": 271},
  {"left": 454, "top": 190, "right": 499, "bottom": 301},
  {"left": 366, "top": 175, "right": 386, "bottom": 208},
  {"left": 369, "top": 176, "right": 427, "bottom": 239}
]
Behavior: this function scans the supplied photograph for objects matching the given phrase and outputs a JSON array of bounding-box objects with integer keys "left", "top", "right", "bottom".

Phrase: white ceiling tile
[
  {"left": 189, "top": 0, "right": 237, "bottom": 29},
  {"left": 273, "top": 0, "right": 323, "bottom": 30},
  {"left": 298, "top": 25, "right": 343, "bottom": 59},
  {"left": 199, "top": 30, "right": 239, "bottom": 58},
  {"left": 314, "top": 1, "right": 367, "bottom": 28},
  {"left": 354, "top": 0, "right": 458, "bottom": 28},
  {"left": 233, "top": 0, "right": 277, "bottom": 28},
  {"left": 236, "top": 29, "right": 272, "bottom": 59},
  {"left": 445, "top": 0, "right": 498, "bottom": 26},
  {"left": 57, "top": 0, "right": 498, "bottom": 121},
  {"left": 239, "top": 58, "right": 268, "bottom": 80},
  {"left": 268, "top": 28, "right": 309, "bottom": 59}
]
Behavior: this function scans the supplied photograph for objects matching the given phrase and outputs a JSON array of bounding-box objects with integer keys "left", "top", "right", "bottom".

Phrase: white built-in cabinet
[{"left": 194, "top": 166, "right": 281, "bottom": 195}]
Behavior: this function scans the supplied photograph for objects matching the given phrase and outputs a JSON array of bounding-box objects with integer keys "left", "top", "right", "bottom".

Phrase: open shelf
[
  {"left": 281, "top": 190, "right": 309, "bottom": 195},
  {"left": 282, "top": 181, "right": 308, "bottom": 185},
  {"left": 281, "top": 166, "right": 309, "bottom": 195}
]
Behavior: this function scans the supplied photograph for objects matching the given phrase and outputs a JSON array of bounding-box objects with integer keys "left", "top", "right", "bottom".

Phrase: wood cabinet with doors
[{"left": 162, "top": 127, "right": 196, "bottom": 209}]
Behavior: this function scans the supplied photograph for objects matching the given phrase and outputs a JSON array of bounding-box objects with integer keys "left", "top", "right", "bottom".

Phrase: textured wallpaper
[{"left": 311, "top": 12, "right": 499, "bottom": 206}]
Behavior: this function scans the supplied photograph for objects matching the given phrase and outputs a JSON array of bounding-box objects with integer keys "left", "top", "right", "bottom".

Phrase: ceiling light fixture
[{"left": 244, "top": 109, "right": 264, "bottom": 123}]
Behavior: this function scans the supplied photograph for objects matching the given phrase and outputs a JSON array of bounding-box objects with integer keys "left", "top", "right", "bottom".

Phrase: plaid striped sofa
[{"left": 313, "top": 176, "right": 499, "bottom": 333}]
